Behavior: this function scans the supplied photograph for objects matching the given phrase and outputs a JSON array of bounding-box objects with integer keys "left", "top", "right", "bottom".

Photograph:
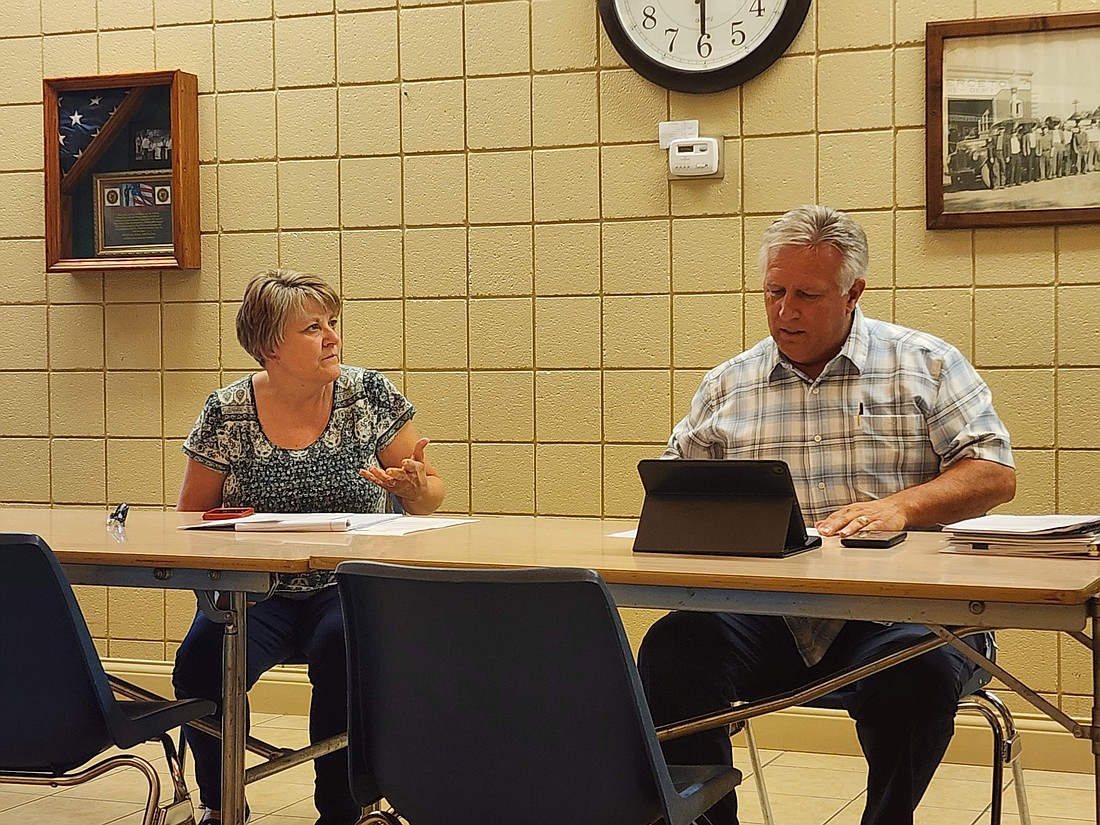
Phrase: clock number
[
  {"left": 642, "top": 5, "right": 657, "bottom": 29},
  {"left": 697, "top": 33, "right": 712, "bottom": 58},
  {"left": 731, "top": 21, "right": 745, "bottom": 46},
  {"left": 665, "top": 27, "right": 679, "bottom": 50},
  {"left": 750, "top": 0, "right": 766, "bottom": 16}
]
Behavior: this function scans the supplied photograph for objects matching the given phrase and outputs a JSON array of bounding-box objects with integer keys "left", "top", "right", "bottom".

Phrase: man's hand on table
[{"left": 816, "top": 498, "right": 907, "bottom": 538}]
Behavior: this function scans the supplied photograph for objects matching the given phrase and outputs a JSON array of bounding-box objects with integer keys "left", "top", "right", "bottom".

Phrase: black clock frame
[{"left": 598, "top": 0, "right": 812, "bottom": 94}]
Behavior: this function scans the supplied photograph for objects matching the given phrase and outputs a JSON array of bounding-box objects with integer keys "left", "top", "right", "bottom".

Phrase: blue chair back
[
  {"left": 337, "top": 562, "right": 683, "bottom": 825},
  {"left": 0, "top": 533, "right": 120, "bottom": 772}
]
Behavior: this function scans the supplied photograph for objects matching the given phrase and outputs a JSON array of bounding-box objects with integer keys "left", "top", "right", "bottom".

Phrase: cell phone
[
  {"left": 840, "top": 530, "right": 908, "bottom": 548},
  {"left": 202, "top": 506, "right": 255, "bottom": 521}
]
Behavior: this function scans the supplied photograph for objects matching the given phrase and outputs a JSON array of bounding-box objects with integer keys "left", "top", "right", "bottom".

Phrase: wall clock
[{"left": 599, "top": 0, "right": 812, "bottom": 94}]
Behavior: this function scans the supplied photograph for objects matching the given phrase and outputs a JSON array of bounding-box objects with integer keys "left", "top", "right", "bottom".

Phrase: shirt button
[
  {"left": 812, "top": 388, "right": 819, "bottom": 394},
  {"left": 814, "top": 435, "right": 822, "bottom": 443},
  {"left": 818, "top": 482, "right": 826, "bottom": 489}
]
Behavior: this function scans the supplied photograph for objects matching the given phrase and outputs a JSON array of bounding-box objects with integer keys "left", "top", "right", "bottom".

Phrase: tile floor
[{"left": 0, "top": 713, "right": 1093, "bottom": 825}]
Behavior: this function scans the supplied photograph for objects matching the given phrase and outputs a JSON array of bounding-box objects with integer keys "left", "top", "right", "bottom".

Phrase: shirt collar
[{"left": 767, "top": 305, "right": 869, "bottom": 382}]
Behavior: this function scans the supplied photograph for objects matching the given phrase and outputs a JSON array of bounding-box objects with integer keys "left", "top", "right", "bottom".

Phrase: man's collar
[
  {"left": 840, "top": 305, "right": 869, "bottom": 373},
  {"left": 767, "top": 305, "right": 868, "bottom": 382}
]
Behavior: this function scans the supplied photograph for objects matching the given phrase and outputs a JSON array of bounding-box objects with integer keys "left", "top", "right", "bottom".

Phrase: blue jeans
[
  {"left": 172, "top": 587, "right": 361, "bottom": 825},
  {"left": 638, "top": 613, "right": 986, "bottom": 825}
]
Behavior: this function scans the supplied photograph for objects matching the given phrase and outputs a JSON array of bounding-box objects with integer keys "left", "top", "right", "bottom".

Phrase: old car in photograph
[{"left": 948, "top": 116, "right": 1039, "bottom": 189}]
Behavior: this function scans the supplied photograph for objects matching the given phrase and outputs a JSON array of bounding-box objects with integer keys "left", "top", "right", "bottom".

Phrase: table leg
[
  {"left": 1093, "top": 601, "right": 1099, "bottom": 825},
  {"left": 221, "top": 593, "right": 248, "bottom": 825}
]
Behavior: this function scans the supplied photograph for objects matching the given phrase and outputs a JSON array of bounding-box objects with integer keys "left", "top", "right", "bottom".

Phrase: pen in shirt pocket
[{"left": 856, "top": 402, "right": 863, "bottom": 427}]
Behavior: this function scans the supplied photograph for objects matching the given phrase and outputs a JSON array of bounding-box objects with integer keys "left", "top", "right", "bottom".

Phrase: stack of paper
[{"left": 943, "top": 515, "right": 1100, "bottom": 558}]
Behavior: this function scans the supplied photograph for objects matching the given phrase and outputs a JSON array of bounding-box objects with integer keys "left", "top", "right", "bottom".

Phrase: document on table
[
  {"left": 181, "top": 513, "right": 476, "bottom": 535},
  {"left": 608, "top": 528, "right": 637, "bottom": 539},
  {"left": 349, "top": 517, "right": 477, "bottom": 536},
  {"left": 180, "top": 513, "right": 401, "bottom": 532}
]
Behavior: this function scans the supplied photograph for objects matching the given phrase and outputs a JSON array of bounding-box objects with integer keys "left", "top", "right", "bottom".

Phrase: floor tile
[
  {"left": 53, "top": 762, "right": 176, "bottom": 804},
  {"left": 825, "top": 797, "right": 984, "bottom": 825},
  {"left": 1022, "top": 768, "right": 1095, "bottom": 791},
  {"left": 769, "top": 751, "right": 868, "bottom": 773},
  {"left": 747, "top": 764, "right": 869, "bottom": 799},
  {"left": 0, "top": 794, "right": 141, "bottom": 825},
  {"left": 999, "top": 782, "right": 1095, "bottom": 821},
  {"left": 253, "top": 715, "right": 310, "bottom": 732},
  {"left": 0, "top": 791, "right": 37, "bottom": 813},
  {"left": 244, "top": 779, "right": 314, "bottom": 815},
  {"left": 738, "top": 791, "right": 851, "bottom": 825},
  {"left": 919, "top": 776, "right": 1000, "bottom": 812},
  {"left": 5, "top": 714, "right": 1094, "bottom": 825}
]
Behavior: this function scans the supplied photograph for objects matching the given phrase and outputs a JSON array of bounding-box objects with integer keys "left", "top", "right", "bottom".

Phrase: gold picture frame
[{"left": 93, "top": 170, "right": 174, "bottom": 257}]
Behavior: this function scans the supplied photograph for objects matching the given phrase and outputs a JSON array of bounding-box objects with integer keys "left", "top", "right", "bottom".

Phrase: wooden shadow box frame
[{"left": 44, "top": 70, "right": 199, "bottom": 271}]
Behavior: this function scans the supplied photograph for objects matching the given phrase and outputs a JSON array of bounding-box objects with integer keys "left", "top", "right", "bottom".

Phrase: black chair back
[
  {"left": 337, "top": 562, "right": 681, "bottom": 825},
  {"left": 0, "top": 533, "right": 119, "bottom": 772}
]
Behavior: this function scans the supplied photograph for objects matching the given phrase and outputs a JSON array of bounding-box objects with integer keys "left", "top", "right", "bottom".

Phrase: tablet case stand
[{"left": 633, "top": 460, "right": 823, "bottom": 558}]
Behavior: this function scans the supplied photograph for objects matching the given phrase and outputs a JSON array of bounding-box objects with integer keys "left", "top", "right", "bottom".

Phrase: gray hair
[
  {"left": 236, "top": 268, "right": 341, "bottom": 366},
  {"left": 757, "top": 205, "right": 869, "bottom": 291}
]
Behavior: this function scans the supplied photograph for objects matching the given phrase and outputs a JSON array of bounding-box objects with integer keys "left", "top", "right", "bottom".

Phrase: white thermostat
[{"left": 668, "top": 137, "right": 722, "bottom": 179}]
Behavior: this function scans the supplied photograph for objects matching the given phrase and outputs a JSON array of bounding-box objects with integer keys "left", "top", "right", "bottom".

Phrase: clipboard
[{"left": 633, "top": 459, "right": 822, "bottom": 558}]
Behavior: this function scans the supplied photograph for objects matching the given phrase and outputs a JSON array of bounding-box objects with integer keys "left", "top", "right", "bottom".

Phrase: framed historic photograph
[
  {"left": 93, "top": 170, "right": 174, "bottom": 256},
  {"left": 43, "top": 70, "right": 199, "bottom": 271},
  {"left": 926, "top": 12, "right": 1100, "bottom": 229}
]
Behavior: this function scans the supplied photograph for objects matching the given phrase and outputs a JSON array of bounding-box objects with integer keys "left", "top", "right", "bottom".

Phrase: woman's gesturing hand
[{"left": 361, "top": 437, "right": 430, "bottom": 504}]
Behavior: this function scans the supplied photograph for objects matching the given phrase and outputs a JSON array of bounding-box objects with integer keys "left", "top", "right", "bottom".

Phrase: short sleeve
[
  {"left": 927, "top": 348, "right": 1014, "bottom": 470},
  {"left": 182, "top": 392, "right": 231, "bottom": 473},
  {"left": 360, "top": 371, "right": 415, "bottom": 452}
]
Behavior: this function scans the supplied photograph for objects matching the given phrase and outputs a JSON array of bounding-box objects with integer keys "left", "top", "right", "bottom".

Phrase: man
[
  {"left": 1038, "top": 125, "right": 1054, "bottom": 180},
  {"left": 638, "top": 206, "right": 1016, "bottom": 825},
  {"left": 1088, "top": 120, "right": 1100, "bottom": 172},
  {"left": 1008, "top": 125, "right": 1023, "bottom": 185},
  {"left": 987, "top": 126, "right": 1006, "bottom": 189},
  {"left": 1052, "top": 122, "right": 1068, "bottom": 178},
  {"left": 1024, "top": 123, "right": 1040, "bottom": 182},
  {"left": 1073, "top": 125, "right": 1090, "bottom": 175}
]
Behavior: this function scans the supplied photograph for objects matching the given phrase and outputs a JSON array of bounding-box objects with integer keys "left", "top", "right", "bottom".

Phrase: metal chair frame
[
  {"left": 742, "top": 687, "right": 1030, "bottom": 825},
  {"left": 0, "top": 533, "right": 214, "bottom": 825}
]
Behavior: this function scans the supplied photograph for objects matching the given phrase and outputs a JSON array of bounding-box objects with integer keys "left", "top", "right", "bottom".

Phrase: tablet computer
[{"left": 633, "top": 459, "right": 822, "bottom": 557}]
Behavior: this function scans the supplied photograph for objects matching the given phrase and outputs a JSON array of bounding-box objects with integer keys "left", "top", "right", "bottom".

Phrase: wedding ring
[{"left": 855, "top": 515, "right": 870, "bottom": 524}]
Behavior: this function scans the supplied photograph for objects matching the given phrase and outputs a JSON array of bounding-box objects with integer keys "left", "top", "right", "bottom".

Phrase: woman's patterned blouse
[{"left": 183, "top": 365, "right": 414, "bottom": 593}]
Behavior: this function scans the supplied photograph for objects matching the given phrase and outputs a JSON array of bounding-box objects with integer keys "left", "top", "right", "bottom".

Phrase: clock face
[{"left": 600, "top": 0, "right": 811, "bottom": 93}]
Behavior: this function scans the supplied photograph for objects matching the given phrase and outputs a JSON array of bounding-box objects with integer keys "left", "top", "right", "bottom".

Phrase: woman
[{"left": 173, "top": 269, "right": 444, "bottom": 825}]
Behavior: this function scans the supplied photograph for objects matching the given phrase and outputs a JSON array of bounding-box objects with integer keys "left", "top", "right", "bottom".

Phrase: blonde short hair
[{"left": 236, "top": 268, "right": 341, "bottom": 365}]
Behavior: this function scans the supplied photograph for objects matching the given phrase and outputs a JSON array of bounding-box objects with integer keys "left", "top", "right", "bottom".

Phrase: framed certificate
[{"left": 93, "top": 170, "right": 174, "bottom": 256}]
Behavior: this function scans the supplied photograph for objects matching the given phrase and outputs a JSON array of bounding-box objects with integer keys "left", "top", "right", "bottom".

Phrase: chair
[
  {"left": 741, "top": 640, "right": 1030, "bottom": 825},
  {"left": 336, "top": 561, "right": 742, "bottom": 825},
  {"left": 0, "top": 533, "right": 216, "bottom": 825}
]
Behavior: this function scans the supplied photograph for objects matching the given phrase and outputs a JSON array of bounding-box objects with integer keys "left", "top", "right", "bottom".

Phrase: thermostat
[{"left": 668, "top": 137, "right": 722, "bottom": 178}]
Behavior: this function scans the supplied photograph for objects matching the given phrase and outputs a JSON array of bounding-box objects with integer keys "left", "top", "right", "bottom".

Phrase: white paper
[
  {"left": 180, "top": 512, "right": 400, "bottom": 532},
  {"left": 658, "top": 119, "right": 698, "bottom": 149},
  {"left": 608, "top": 529, "right": 637, "bottom": 539},
  {"left": 945, "top": 514, "right": 1100, "bottom": 536},
  {"left": 349, "top": 517, "right": 477, "bottom": 536}
]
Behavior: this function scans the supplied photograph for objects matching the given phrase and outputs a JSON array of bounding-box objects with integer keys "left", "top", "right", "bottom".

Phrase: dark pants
[
  {"left": 638, "top": 613, "right": 985, "bottom": 825},
  {"left": 172, "top": 587, "right": 360, "bottom": 825}
]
